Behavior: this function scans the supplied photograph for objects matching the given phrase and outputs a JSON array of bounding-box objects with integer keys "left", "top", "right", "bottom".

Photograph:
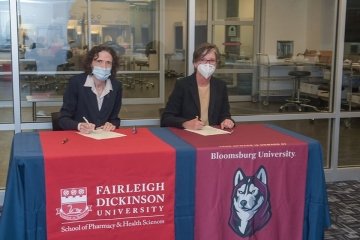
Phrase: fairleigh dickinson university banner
[{"left": 40, "top": 128, "right": 176, "bottom": 240}]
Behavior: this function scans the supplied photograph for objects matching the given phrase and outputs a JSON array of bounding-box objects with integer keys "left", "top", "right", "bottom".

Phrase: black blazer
[
  {"left": 161, "top": 73, "right": 233, "bottom": 128},
  {"left": 58, "top": 73, "right": 122, "bottom": 130}
]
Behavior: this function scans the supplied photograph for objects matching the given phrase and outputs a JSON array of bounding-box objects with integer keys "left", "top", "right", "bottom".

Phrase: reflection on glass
[
  {"left": 0, "top": 131, "right": 13, "bottom": 188},
  {"left": 214, "top": 72, "right": 252, "bottom": 98},
  {"left": 338, "top": 118, "right": 360, "bottom": 167},
  {"left": 20, "top": 74, "right": 74, "bottom": 122},
  {"left": 341, "top": 0, "right": 360, "bottom": 112},
  {"left": 213, "top": 25, "right": 254, "bottom": 64},
  {"left": 18, "top": 0, "right": 161, "bottom": 72},
  {"left": 90, "top": 1, "right": 159, "bottom": 72},
  {"left": 213, "top": 0, "right": 254, "bottom": 21},
  {"left": 164, "top": 0, "right": 187, "bottom": 90},
  {"left": 19, "top": 0, "right": 89, "bottom": 72},
  {"left": 17, "top": 0, "right": 164, "bottom": 122},
  {"left": 342, "top": 60, "right": 360, "bottom": 112},
  {"left": 120, "top": 73, "right": 158, "bottom": 98},
  {"left": 18, "top": 0, "right": 87, "bottom": 122},
  {"left": 0, "top": 0, "right": 14, "bottom": 123},
  {"left": 211, "top": 21, "right": 254, "bottom": 102}
]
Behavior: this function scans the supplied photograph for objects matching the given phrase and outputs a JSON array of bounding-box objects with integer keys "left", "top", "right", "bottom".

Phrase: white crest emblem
[{"left": 56, "top": 187, "right": 92, "bottom": 221}]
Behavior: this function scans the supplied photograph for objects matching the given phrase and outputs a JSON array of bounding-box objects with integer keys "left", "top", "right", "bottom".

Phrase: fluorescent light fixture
[{"left": 126, "top": 0, "right": 152, "bottom": 2}]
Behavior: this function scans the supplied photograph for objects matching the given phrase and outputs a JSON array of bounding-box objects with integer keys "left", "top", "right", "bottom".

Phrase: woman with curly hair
[{"left": 58, "top": 45, "right": 122, "bottom": 133}]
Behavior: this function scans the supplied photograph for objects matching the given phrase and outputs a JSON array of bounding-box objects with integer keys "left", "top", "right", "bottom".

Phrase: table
[
  {"left": 26, "top": 95, "right": 62, "bottom": 121},
  {"left": 255, "top": 54, "right": 325, "bottom": 106},
  {"left": 0, "top": 124, "right": 330, "bottom": 240}
]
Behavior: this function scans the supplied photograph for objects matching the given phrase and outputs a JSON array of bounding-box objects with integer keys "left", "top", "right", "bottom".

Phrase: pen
[
  {"left": 132, "top": 125, "right": 137, "bottom": 134},
  {"left": 83, "top": 116, "right": 90, "bottom": 124},
  {"left": 82, "top": 116, "right": 94, "bottom": 133}
]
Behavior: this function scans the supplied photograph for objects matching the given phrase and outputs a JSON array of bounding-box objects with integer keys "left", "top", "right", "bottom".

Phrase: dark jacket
[
  {"left": 58, "top": 73, "right": 122, "bottom": 130},
  {"left": 161, "top": 73, "right": 233, "bottom": 128}
]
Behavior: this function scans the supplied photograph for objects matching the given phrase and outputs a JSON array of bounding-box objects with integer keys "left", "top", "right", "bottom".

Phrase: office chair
[
  {"left": 279, "top": 70, "right": 320, "bottom": 112},
  {"left": 159, "top": 107, "right": 165, "bottom": 118}
]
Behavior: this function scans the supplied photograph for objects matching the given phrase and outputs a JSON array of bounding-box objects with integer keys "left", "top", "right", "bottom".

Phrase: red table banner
[
  {"left": 171, "top": 124, "right": 309, "bottom": 240},
  {"left": 40, "top": 128, "right": 176, "bottom": 240}
]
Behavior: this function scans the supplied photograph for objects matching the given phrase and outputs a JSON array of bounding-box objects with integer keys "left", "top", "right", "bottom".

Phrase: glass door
[{"left": 210, "top": 0, "right": 256, "bottom": 102}]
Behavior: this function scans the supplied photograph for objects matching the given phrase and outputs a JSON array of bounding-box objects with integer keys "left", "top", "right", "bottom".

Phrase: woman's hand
[
  {"left": 78, "top": 122, "right": 95, "bottom": 134},
  {"left": 97, "top": 122, "right": 116, "bottom": 131},
  {"left": 182, "top": 116, "right": 204, "bottom": 130},
  {"left": 220, "top": 119, "right": 235, "bottom": 129}
]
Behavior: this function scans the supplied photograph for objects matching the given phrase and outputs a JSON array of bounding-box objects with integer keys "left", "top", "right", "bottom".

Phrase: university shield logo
[
  {"left": 56, "top": 187, "right": 92, "bottom": 221},
  {"left": 229, "top": 166, "right": 272, "bottom": 237}
]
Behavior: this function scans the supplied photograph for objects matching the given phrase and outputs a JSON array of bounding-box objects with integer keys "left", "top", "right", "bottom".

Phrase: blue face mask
[{"left": 92, "top": 66, "right": 111, "bottom": 81}]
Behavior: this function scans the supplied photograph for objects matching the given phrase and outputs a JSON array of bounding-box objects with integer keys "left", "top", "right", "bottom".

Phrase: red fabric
[
  {"left": 40, "top": 128, "right": 175, "bottom": 240},
  {"left": 171, "top": 124, "right": 308, "bottom": 240}
]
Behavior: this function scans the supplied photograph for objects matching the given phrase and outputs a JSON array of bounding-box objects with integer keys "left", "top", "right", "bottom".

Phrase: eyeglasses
[{"left": 199, "top": 58, "right": 217, "bottom": 64}]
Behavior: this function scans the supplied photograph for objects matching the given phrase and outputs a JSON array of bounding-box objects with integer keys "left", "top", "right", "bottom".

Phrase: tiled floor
[{"left": 324, "top": 181, "right": 360, "bottom": 239}]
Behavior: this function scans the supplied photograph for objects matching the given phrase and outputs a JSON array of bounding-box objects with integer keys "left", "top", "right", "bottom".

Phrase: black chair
[
  {"left": 159, "top": 107, "right": 165, "bottom": 118},
  {"left": 51, "top": 112, "right": 62, "bottom": 131},
  {"left": 279, "top": 70, "right": 320, "bottom": 112}
]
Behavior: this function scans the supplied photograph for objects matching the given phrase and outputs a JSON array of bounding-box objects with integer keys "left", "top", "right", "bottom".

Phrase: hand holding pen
[
  {"left": 182, "top": 116, "right": 204, "bottom": 130},
  {"left": 79, "top": 117, "right": 95, "bottom": 134}
]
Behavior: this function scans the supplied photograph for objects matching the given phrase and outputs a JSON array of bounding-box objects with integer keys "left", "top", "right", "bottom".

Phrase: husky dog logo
[
  {"left": 229, "top": 166, "right": 271, "bottom": 237},
  {"left": 56, "top": 187, "right": 92, "bottom": 221}
]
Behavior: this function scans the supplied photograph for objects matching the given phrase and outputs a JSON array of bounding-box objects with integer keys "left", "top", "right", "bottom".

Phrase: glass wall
[
  {"left": 0, "top": 0, "right": 12, "bottom": 188},
  {"left": 0, "top": 0, "right": 13, "bottom": 124},
  {"left": 17, "top": 0, "right": 165, "bottom": 123},
  {"left": 342, "top": 0, "right": 360, "bottom": 113},
  {"left": 15, "top": 0, "right": 288, "bottom": 123},
  {"left": 338, "top": 0, "right": 360, "bottom": 168},
  {"left": 338, "top": 117, "right": 360, "bottom": 167},
  {"left": 0, "top": 131, "right": 12, "bottom": 187},
  {"left": 163, "top": 0, "right": 187, "bottom": 114},
  {"left": 252, "top": 0, "right": 336, "bottom": 114},
  {"left": 211, "top": 0, "right": 255, "bottom": 102}
]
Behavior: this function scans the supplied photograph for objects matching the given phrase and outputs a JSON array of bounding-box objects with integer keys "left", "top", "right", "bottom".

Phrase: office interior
[{"left": 0, "top": 0, "right": 360, "bottom": 195}]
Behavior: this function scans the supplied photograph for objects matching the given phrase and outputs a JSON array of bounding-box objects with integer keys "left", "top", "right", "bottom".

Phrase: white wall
[
  {"left": 306, "top": 0, "right": 336, "bottom": 50},
  {"left": 262, "top": 0, "right": 335, "bottom": 58}
]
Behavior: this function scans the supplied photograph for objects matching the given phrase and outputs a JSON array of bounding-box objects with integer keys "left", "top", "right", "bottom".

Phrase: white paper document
[
  {"left": 185, "top": 125, "right": 232, "bottom": 136},
  {"left": 77, "top": 129, "right": 126, "bottom": 140}
]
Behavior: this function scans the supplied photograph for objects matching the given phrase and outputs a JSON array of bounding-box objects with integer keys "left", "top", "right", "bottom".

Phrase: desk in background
[
  {"left": 0, "top": 125, "right": 330, "bottom": 240},
  {"left": 26, "top": 95, "right": 62, "bottom": 121},
  {"left": 256, "top": 53, "right": 325, "bottom": 106}
]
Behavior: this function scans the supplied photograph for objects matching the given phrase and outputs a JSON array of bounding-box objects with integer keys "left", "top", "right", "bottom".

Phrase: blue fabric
[
  {"left": 267, "top": 124, "right": 331, "bottom": 240},
  {"left": 150, "top": 128, "right": 196, "bottom": 240},
  {"left": 0, "top": 132, "right": 47, "bottom": 240}
]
